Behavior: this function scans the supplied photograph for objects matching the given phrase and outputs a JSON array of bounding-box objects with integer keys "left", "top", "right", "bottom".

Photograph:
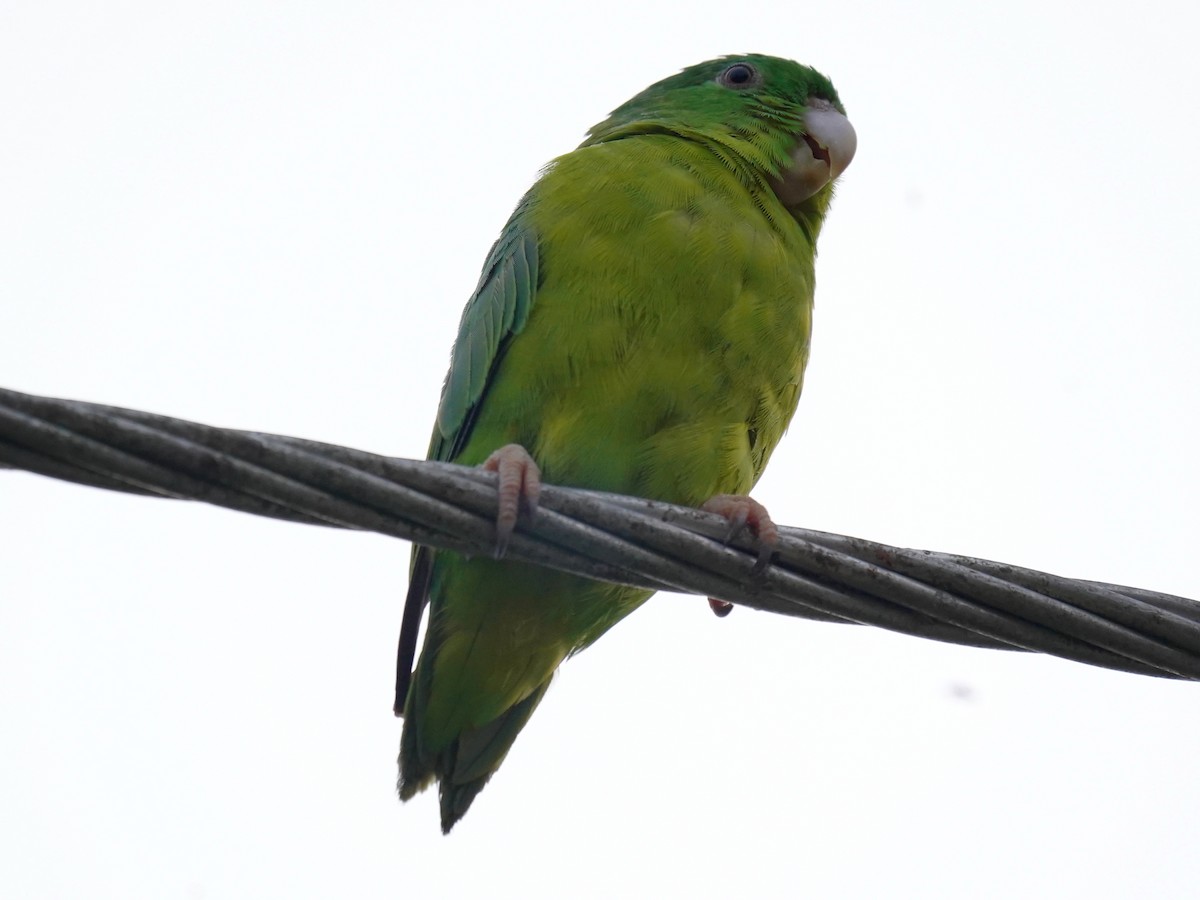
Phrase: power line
[{"left": 3, "top": 385, "right": 1198, "bottom": 680}]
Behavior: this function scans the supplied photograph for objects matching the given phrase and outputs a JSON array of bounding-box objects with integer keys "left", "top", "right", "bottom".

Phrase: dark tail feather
[
  {"left": 436, "top": 679, "right": 551, "bottom": 833},
  {"left": 394, "top": 548, "right": 434, "bottom": 716},
  {"left": 398, "top": 676, "right": 553, "bottom": 834}
]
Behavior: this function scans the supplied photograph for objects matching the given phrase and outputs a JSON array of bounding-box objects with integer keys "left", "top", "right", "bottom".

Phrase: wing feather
[{"left": 394, "top": 211, "right": 540, "bottom": 715}]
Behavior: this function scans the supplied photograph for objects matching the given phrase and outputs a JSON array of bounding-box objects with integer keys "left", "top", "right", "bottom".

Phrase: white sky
[{"left": 3, "top": 2, "right": 1199, "bottom": 897}]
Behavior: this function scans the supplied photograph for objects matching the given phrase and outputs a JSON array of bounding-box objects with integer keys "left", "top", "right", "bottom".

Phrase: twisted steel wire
[{"left": 3, "top": 385, "right": 1199, "bottom": 681}]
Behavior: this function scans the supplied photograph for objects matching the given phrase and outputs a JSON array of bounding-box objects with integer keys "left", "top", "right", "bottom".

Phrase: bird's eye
[{"left": 718, "top": 63, "right": 760, "bottom": 89}]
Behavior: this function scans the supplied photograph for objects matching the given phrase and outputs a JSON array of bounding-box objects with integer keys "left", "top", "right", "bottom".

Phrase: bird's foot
[
  {"left": 707, "top": 597, "right": 736, "bottom": 617},
  {"left": 481, "top": 443, "right": 541, "bottom": 557},
  {"left": 700, "top": 494, "right": 778, "bottom": 617}
]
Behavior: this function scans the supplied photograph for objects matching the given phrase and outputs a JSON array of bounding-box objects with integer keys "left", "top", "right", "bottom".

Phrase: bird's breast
[{"left": 462, "top": 139, "right": 816, "bottom": 505}]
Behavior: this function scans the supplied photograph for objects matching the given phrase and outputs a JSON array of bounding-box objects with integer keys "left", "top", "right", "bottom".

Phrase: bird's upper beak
[{"left": 770, "top": 100, "right": 857, "bottom": 209}]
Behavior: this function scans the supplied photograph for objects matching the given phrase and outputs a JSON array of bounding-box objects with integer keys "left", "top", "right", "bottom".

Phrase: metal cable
[{"left": 3, "top": 385, "right": 1198, "bottom": 681}]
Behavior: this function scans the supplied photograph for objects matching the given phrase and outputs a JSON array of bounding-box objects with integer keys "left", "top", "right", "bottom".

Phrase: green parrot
[{"left": 396, "top": 53, "right": 855, "bottom": 832}]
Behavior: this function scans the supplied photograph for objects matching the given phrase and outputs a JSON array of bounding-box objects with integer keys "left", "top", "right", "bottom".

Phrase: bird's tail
[{"left": 398, "top": 657, "right": 553, "bottom": 834}]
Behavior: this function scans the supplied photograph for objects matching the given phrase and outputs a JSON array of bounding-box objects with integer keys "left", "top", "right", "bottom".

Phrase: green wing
[
  {"left": 432, "top": 210, "right": 539, "bottom": 463},
  {"left": 393, "top": 210, "right": 540, "bottom": 714}
]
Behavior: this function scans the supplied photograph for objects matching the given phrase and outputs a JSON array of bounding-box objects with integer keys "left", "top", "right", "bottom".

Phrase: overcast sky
[{"left": 3, "top": 2, "right": 1199, "bottom": 898}]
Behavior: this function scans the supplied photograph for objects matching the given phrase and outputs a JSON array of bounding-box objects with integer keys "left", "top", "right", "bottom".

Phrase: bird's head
[{"left": 585, "top": 54, "right": 856, "bottom": 220}]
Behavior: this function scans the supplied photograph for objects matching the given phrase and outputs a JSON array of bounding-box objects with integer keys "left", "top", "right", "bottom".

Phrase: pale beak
[{"left": 770, "top": 100, "right": 857, "bottom": 208}]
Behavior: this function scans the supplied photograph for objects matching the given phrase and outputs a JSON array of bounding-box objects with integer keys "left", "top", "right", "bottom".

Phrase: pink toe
[{"left": 481, "top": 444, "right": 541, "bottom": 554}]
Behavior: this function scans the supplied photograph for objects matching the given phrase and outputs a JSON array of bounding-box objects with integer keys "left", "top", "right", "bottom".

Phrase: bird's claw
[
  {"left": 700, "top": 494, "right": 778, "bottom": 617},
  {"left": 481, "top": 443, "right": 542, "bottom": 558},
  {"left": 708, "top": 597, "right": 735, "bottom": 617}
]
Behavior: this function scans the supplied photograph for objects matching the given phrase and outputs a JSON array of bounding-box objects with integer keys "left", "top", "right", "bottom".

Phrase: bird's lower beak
[{"left": 770, "top": 101, "right": 857, "bottom": 209}]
